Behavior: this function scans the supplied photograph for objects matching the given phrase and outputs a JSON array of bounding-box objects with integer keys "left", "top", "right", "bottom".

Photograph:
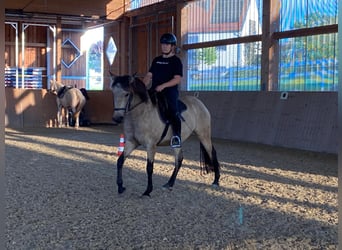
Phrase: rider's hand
[{"left": 156, "top": 84, "right": 165, "bottom": 92}]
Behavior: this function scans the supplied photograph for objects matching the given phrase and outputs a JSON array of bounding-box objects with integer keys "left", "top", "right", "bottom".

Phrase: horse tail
[
  {"left": 200, "top": 142, "right": 217, "bottom": 174},
  {"left": 80, "top": 88, "right": 90, "bottom": 100}
]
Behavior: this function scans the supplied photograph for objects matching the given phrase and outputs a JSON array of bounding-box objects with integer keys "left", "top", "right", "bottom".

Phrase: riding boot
[{"left": 170, "top": 114, "right": 181, "bottom": 148}]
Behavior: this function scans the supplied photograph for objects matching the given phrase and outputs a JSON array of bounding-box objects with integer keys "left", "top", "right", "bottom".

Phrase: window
[
  {"left": 81, "top": 27, "right": 104, "bottom": 90},
  {"left": 183, "top": 0, "right": 337, "bottom": 91},
  {"left": 184, "top": 0, "right": 262, "bottom": 91}
]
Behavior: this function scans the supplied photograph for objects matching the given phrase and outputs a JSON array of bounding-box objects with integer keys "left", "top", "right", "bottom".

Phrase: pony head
[
  {"left": 49, "top": 80, "right": 62, "bottom": 95},
  {"left": 110, "top": 73, "right": 149, "bottom": 124},
  {"left": 110, "top": 73, "right": 148, "bottom": 102}
]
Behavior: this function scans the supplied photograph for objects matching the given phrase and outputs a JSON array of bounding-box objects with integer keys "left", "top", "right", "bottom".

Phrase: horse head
[
  {"left": 49, "top": 79, "right": 64, "bottom": 95},
  {"left": 110, "top": 73, "right": 148, "bottom": 124}
]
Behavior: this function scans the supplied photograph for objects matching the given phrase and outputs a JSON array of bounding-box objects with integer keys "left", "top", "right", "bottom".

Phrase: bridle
[{"left": 114, "top": 91, "right": 144, "bottom": 114}]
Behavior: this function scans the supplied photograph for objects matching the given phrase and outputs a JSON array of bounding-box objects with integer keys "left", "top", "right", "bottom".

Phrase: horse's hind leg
[
  {"left": 65, "top": 108, "right": 69, "bottom": 127},
  {"left": 200, "top": 141, "right": 220, "bottom": 186},
  {"left": 74, "top": 111, "right": 81, "bottom": 128},
  {"left": 163, "top": 148, "right": 183, "bottom": 190},
  {"left": 210, "top": 145, "right": 220, "bottom": 186}
]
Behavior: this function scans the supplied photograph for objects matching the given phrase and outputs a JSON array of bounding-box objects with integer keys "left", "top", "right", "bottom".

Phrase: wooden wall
[
  {"left": 5, "top": 88, "right": 114, "bottom": 128},
  {"left": 194, "top": 91, "right": 338, "bottom": 154},
  {"left": 4, "top": 89, "right": 338, "bottom": 154}
]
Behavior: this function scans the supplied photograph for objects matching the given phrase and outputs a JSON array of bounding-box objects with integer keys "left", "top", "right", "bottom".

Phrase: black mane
[
  {"left": 111, "top": 75, "right": 131, "bottom": 91},
  {"left": 131, "top": 77, "right": 149, "bottom": 103},
  {"left": 112, "top": 75, "right": 148, "bottom": 103}
]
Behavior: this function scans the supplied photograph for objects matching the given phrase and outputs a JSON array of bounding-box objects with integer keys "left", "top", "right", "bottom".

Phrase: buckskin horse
[
  {"left": 110, "top": 74, "right": 220, "bottom": 196},
  {"left": 49, "top": 79, "right": 88, "bottom": 128}
]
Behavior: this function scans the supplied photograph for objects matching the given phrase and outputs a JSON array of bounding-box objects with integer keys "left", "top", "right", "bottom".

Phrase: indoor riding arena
[{"left": 2, "top": 0, "right": 339, "bottom": 249}]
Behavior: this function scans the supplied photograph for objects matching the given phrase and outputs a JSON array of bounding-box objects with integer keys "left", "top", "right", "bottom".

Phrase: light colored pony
[
  {"left": 110, "top": 74, "right": 220, "bottom": 196},
  {"left": 49, "top": 80, "right": 86, "bottom": 128}
]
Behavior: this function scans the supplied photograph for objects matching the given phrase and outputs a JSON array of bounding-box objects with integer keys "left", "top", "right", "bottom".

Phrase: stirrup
[{"left": 170, "top": 136, "right": 181, "bottom": 148}]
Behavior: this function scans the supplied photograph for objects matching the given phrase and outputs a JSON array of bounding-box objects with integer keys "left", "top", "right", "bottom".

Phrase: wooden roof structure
[{"left": 5, "top": 0, "right": 126, "bottom": 21}]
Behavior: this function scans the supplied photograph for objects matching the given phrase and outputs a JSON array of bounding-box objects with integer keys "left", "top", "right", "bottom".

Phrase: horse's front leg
[
  {"left": 142, "top": 146, "right": 156, "bottom": 196},
  {"left": 163, "top": 148, "right": 183, "bottom": 190},
  {"left": 117, "top": 153, "right": 126, "bottom": 193},
  {"left": 117, "top": 140, "right": 137, "bottom": 194}
]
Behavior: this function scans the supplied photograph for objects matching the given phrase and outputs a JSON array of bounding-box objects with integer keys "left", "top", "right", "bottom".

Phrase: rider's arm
[
  {"left": 155, "top": 75, "right": 182, "bottom": 92},
  {"left": 143, "top": 72, "right": 152, "bottom": 89}
]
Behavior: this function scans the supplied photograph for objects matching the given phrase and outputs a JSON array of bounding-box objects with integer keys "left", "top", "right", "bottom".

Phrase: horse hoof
[
  {"left": 141, "top": 192, "right": 151, "bottom": 197},
  {"left": 162, "top": 183, "right": 173, "bottom": 191},
  {"left": 212, "top": 183, "right": 219, "bottom": 188},
  {"left": 118, "top": 186, "right": 126, "bottom": 194}
]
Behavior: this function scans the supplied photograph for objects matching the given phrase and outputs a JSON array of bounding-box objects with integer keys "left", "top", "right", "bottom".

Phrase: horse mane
[
  {"left": 131, "top": 77, "right": 149, "bottom": 103},
  {"left": 111, "top": 75, "right": 149, "bottom": 103},
  {"left": 50, "top": 79, "right": 64, "bottom": 87}
]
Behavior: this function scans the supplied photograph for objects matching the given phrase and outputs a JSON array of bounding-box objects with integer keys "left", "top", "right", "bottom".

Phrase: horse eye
[{"left": 125, "top": 93, "right": 130, "bottom": 97}]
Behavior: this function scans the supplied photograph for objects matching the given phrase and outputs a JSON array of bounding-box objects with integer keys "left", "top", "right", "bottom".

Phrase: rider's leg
[
  {"left": 164, "top": 90, "right": 181, "bottom": 148},
  {"left": 170, "top": 114, "right": 181, "bottom": 148}
]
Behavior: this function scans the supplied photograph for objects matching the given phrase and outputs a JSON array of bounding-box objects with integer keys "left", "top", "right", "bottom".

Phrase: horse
[
  {"left": 49, "top": 80, "right": 87, "bottom": 128},
  {"left": 110, "top": 74, "right": 220, "bottom": 196}
]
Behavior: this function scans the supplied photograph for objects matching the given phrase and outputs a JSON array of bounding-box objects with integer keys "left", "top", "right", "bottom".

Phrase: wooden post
[
  {"left": 177, "top": 2, "right": 188, "bottom": 91},
  {"left": 260, "top": 0, "right": 280, "bottom": 91},
  {"left": 56, "top": 17, "right": 62, "bottom": 81},
  {"left": 0, "top": 1, "right": 5, "bottom": 248}
]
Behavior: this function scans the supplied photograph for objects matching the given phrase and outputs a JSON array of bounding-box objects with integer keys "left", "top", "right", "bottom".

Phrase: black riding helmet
[{"left": 160, "top": 33, "right": 177, "bottom": 45}]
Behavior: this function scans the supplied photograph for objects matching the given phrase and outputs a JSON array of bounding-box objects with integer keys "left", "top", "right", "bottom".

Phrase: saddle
[
  {"left": 57, "top": 85, "right": 73, "bottom": 99},
  {"left": 149, "top": 90, "right": 187, "bottom": 124}
]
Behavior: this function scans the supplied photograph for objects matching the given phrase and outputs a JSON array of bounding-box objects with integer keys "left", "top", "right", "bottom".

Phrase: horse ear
[
  {"left": 109, "top": 72, "right": 118, "bottom": 89},
  {"left": 109, "top": 71, "right": 116, "bottom": 80},
  {"left": 129, "top": 75, "right": 135, "bottom": 84}
]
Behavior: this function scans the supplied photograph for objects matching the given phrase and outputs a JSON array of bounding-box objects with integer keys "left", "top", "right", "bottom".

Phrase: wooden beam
[
  {"left": 272, "top": 24, "right": 338, "bottom": 40},
  {"left": 125, "top": 0, "right": 195, "bottom": 17},
  {"left": 5, "top": 42, "right": 46, "bottom": 47},
  {"left": 182, "top": 35, "right": 262, "bottom": 50}
]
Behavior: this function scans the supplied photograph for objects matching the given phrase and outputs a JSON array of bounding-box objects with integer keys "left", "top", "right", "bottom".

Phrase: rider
[{"left": 143, "top": 33, "right": 183, "bottom": 148}]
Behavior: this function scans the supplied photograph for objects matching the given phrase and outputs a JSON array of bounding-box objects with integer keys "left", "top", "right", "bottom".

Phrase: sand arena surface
[{"left": 5, "top": 126, "right": 337, "bottom": 249}]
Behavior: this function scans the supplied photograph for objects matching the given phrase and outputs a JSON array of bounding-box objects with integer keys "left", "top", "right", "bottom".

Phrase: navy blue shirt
[{"left": 149, "top": 55, "right": 183, "bottom": 93}]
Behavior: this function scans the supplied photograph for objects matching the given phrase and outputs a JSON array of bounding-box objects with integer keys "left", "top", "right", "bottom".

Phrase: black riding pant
[{"left": 163, "top": 89, "right": 181, "bottom": 137}]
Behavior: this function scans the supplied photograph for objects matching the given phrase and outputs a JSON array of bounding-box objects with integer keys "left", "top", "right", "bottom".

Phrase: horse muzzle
[{"left": 112, "top": 115, "right": 123, "bottom": 124}]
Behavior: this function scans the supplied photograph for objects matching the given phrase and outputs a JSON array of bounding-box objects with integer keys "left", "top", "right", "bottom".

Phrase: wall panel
[{"left": 4, "top": 89, "right": 338, "bottom": 154}]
